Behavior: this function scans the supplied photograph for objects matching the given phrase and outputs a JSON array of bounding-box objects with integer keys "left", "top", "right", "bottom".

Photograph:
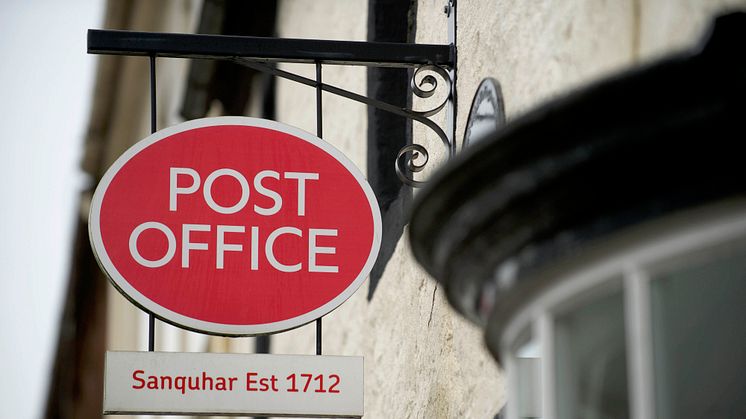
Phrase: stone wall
[
  {"left": 272, "top": 1, "right": 503, "bottom": 418},
  {"left": 269, "top": 1, "right": 746, "bottom": 418},
  {"left": 98, "top": 1, "right": 746, "bottom": 418}
]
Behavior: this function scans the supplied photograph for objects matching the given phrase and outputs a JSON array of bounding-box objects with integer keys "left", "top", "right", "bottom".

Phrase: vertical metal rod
[
  {"left": 315, "top": 62, "right": 323, "bottom": 138},
  {"left": 148, "top": 315, "right": 155, "bottom": 352},
  {"left": 446, "top": 0, "right": 457, "bottom": 155},
  {"left": 315, "top": 61, "right": 323, "bottom": 356},
  {"left": 148, "top": 54, "right": 157, "bottom": 353},
  {"left": 316, "top": 319, "right": 322, "bottom": 355},
  {"left": 150, "top": 55, "right": 157, "bottom": 134}
]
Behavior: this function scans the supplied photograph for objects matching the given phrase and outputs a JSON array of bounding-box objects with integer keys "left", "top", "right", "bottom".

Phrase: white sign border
[{"left": 89, "top": 116, "right": 382, "bottom": 336}]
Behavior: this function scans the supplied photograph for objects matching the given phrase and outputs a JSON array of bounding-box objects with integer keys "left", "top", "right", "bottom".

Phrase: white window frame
[{"left": 500, "top": 200, "right": 746, "bottom": 419}]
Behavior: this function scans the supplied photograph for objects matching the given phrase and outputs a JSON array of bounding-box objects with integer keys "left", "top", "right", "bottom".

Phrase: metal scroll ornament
[
  {"left": 229, "top": 58, "right": 454, "bottom": 188},
  {"left": 395, "top": 65, "right": 454, "bottom": 187},
  {"left": 396, "top": 144, "right": 430, "bottom": 188}
]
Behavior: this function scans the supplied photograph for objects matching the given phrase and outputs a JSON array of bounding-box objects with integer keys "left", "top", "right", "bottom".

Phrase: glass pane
[
  {"left": 651, "top": 245, "right": 746, "bottom": 419},
  {"left": 554, "top": 290, "right": 629, "bottom": 419},
  {"left": 515, "top": 337, "right": 541, "bottom": 418}
]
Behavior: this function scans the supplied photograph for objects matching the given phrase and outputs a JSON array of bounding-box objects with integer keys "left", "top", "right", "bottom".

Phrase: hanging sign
[
  {"left": 104, "top": 351, "right": 363, "bottom": 417},
  {"left": 89, "top": 117, "right": 382, "bottom": 335}
]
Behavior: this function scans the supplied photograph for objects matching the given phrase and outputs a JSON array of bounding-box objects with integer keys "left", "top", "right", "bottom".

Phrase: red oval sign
[{"left": 89, "top": 117, "right": 381, "bottom": 335}]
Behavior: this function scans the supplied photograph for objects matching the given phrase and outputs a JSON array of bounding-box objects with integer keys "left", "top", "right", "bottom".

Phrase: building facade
[{"left": 46, "top": 0, "right": 746, "bottom": 418}]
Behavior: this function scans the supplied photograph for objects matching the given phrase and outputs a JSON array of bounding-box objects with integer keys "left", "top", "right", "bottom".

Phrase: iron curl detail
[
  {"left": 392, "top": 65, "right": 454, "bottom": 187},
  {"left": 395, "top": 144, "right": 430, "bottom": 188},
  {"left": 410, "top": 65, "right": 452, "bottom": 118}
]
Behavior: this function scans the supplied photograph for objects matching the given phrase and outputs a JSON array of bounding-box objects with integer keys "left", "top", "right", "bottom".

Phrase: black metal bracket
[
  {"left": 87, "top": 2, "right": 457, "bottom": 187},
  {"left": 88, "top": 29, "right": 453, "bottom": 68}
]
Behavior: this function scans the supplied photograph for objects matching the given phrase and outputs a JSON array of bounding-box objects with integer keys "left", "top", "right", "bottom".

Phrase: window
[
  {"left": 513, "top": 334, "right": 541, "bottom": 418},
  {"left": 555, "top": 288, "right": 628, "bottom": 419},
  {"left": 650, "top": 240, "right": 746, "bottom": 419},
  {"left": 502, "top": 205, "right": 746, "bottom": 419}
]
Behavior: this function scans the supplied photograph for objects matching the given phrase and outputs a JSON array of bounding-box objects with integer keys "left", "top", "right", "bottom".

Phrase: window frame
[{"left": 500, "top": 201, "right": 746, "bottom": 419}]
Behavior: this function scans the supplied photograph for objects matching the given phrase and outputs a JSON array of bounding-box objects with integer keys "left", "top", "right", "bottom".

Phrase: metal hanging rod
[{"left": 87, "top": 29, "right": 454, "bottom": 68}]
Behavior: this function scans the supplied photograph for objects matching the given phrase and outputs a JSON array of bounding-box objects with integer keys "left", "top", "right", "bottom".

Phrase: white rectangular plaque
[{"left": 104, "top": 351, "right": 363, "bottom": 417}]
